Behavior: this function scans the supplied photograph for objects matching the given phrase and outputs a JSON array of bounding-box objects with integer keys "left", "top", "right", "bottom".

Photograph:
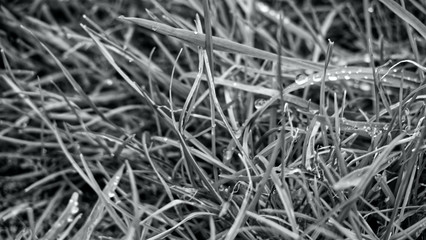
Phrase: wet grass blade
[{"left": 118, "top": 17, "right": 324, "bottom": 70}]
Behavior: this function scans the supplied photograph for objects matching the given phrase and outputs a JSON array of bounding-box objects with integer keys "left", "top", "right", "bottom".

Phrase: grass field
[{"left": 1, "top": 0, "right": 426, "bottom": 239}]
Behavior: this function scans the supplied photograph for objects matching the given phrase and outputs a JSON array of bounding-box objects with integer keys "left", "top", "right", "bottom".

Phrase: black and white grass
[{"left": 0, "top": 0, "right": 426, "bottom": 239}]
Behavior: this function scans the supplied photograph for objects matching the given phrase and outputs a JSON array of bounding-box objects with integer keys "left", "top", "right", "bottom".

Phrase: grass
[{"left": 1, "top": 0, "right": 426, "bottom": 239}]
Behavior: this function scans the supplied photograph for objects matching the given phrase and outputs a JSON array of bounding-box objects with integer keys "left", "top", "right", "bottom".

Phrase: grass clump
[{"left": 1, "top": 0, "right": 426, "bottom": 239}]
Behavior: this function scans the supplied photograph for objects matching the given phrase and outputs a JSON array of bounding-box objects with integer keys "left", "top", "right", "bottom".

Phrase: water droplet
[
  {"left": 312, "top": 74, "right": 322, "bottom": 82},
  {"left": 67, "top": 216, "right": 74, "bottom": 223},
  {"left": 344, "top": 75, "right": 350, "bottom": 80},
  {"left": 71, "top": 205, "right": 79, "bottom": 214},
  {"left": 106, "top": 79, "right": 113, "bottom": 86},
  {"left": 295, "top": 74, "right": 309, "bottom": 85},
  {"left": 254, "top": 99, "right": 267, "bottom": 109},
  {"left": 234, "top": 128, "right": 243, "bottom": 138},
  {"left": 363, "top": 54, "right": 370, "bottom": 63},
  {"left": 368, "top": 7, "right": 374, "bottom": 13},
  {"left": 328, "top": 75, "right": 338, "bottom": 81},
  {"left": 194, "top": 31, "right": 198, "bottom": 35},
  {"left": 223, "top": 148, "right": 233, "bottom": 161},
  {"left": 283, "top": 17, "right": 290, "bottom": 24},
  {"left": 108, "top": 191, "right": 115, "bottom": 198},
  {"left": 112, "top": 175, "right": 120, "bottom": 187},
  {"left": 359, "top": 83, "right": 371, "bottom": 91}
]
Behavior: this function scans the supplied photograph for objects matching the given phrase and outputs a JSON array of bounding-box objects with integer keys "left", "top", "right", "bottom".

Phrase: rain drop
[
  {"left": 328, "top": 75, "right": 338, "bottom": 81},
  {"left": 105, "top": 79, "right": 113, "bottom": 86},
  {"left": 108, "top": 191, "right": 115, "bottom": 198},
  {"left": 283, "top": 17, "right": 290, "bottom": 24},
  {"left": 71, "top": 205, "right": 79, "bottom": 214},
  {"left": 312, "top": 74, "right": 322, "bottom": 82},
  {"left": 359, "top": 83, "right": 371, "bottom": 91},
  {"left": 254, "top": 99, "right": 267, "bottom": 109},
  {"left": 295, "top": 74, "right": 309, "bottom": 85}
]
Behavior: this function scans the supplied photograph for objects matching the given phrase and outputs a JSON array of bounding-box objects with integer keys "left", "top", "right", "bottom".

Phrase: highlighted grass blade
[{"left": 118, "top": 16, "right": 324, "bottom": 71}]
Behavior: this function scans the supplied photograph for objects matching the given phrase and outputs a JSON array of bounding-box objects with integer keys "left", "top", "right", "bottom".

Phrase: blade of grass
[
  {"left": 41, "top": 192, "right": 79, "bottom": 240},
  {"left": 118, "top": 17, "right": 325, "bottom": 70},
  {"left": 125, "top": 160, "right": 141, "bottom": 240},
  {"left": 201, "top": 3, "right": 218, "bottom": 184},
  {"left": 72, "top": 165, "right": 125, "bottom": 240},
  {"left": 83, "top": 24, "right": 224, "bottom": 203},
  {"left": 20, "top": 26, "right": 124, "bottom": 135},
  {"left": 379, "top": 0, "right": 426, "bottom": 40},
  {"left": 245, "top": 211, "right": 299, "bottom": 239}
]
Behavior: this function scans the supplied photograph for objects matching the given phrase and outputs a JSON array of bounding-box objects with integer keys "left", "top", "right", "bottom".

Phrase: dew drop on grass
[
  {"left": 71, "top": 205, "right": 79, "bottom": 214},
  {"left": 108, "top": 191, "right": 115, "bottom": 198},
  {"left": 328, "top": 75, "right": 338, "bottom": 81},
  {"left": 359, "top": 82, "right": 371, "bottom": 91},
  {"left": 312, "top": 74, "right": 322, "bottom": 82},
  {"left": 254, "top": 98, "right": 267, "bottom": 109},
  {"left": 344, "top": 75, "right": 350, "bottom": 80},
  {"left": 115, "top": 174, "right": 122, "bottom": 185},
  {"left": 363, "top": 54, "right": 370, "bottom": 63},
  {"left": 222, "top": 148, "right": 233, "bottom": 162},
  {"left": 283, "top": 17, "right": 290, "bottom": 24},
  {"left": 234, "top": 128, "right": 242, "bottom": 138},
  {"left": 105, "top": 79, "right": 113, "bottom": 86},
  {"left": 295, "top": 74, "right": 309, "bottom": 85}
]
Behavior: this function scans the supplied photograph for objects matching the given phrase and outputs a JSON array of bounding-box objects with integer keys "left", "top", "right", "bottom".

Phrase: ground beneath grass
[{"left": 1, "top": 0, "right": 426, "bottom": 239}]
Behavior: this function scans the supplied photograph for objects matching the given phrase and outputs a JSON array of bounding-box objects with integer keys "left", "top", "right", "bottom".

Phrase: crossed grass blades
[{"left": 1, "top": 0, "right": 426, "bottom": 239}]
